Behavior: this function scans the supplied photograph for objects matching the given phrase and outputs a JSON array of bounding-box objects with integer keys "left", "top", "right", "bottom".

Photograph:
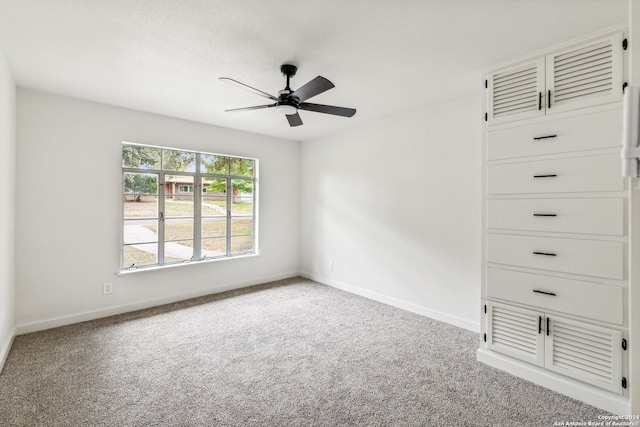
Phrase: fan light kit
[
  {"left": 276, "top": 103, "right": 297, "bottom": 116},
  {"left": 220, "top": 64, "right": 356, "bottom": 127}
]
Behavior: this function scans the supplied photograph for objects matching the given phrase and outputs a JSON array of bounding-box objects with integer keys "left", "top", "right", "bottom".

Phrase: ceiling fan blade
[
  {"left": 225, "top": 103, "right": 276, "bottom": 113},
  {"left": 290, "top": 76, "right": 335, "bottom": 102},
  {"left": 219, "top": 77, "right": 279, "bottom": 101},
  {"left": 286, "top": 112, "right": 303, "bottom": 127},
  {"left": 299, "top": 102, "right": 356, "bottom": 117}
]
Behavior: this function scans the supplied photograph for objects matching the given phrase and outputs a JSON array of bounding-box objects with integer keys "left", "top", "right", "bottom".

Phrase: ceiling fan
[{"left": 220, "top": 64, "right": 356, "bottom": 127}]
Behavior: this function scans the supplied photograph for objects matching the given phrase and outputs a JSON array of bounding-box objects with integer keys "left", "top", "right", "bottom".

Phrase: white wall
[
  {"left": 15, "top": 89, "right": 300, "bottom": 332},
  {"left": 300, "top": 95, "right": 483, "bottom": 331},
  {"left": 0, "top": 50, "right": 16, "bottom": 368}
]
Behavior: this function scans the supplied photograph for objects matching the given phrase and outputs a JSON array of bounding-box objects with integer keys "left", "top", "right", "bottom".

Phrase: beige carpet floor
[{"left": 0, "top": 277, "right": 608, "bottom": 426}]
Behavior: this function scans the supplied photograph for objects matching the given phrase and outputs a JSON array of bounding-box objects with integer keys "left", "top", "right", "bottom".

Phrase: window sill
[{"left": 117, "top": 253, "right": 259, "bottom": 276}]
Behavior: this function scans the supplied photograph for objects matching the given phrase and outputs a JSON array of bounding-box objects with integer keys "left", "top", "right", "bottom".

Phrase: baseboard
[
  {"left": 477, "top": 348, "right": 630, "bottom": 415},
  {"left": 301, "top": 271, "right": 480, "bottom": 333},
  {"left": 15, "top": 271, "right": 299, "bottom": 335},
  {"left": 0, "top": 328, "right": 16, "bottom": 374}
]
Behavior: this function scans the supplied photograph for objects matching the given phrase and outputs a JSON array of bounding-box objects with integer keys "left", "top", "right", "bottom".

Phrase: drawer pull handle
[
  {"left": 533, "top": 174, "right": 557, "bottom": 178},
  {"left": 533, "top": 213, "right": 557, "bottom": 217},
  {"left": 533, "top": 251, "right": 556, "bottom": 257},
  {"left": 533, "top": 134, "right": 557, "bottom": 141},
  {"left": 533, "top": 289, "right": 557, "bottom": 296}
]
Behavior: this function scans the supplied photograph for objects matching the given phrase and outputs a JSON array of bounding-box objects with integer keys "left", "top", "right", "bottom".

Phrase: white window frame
[{"left": 121, "top": 143, "right": 258, "bottom": 272}]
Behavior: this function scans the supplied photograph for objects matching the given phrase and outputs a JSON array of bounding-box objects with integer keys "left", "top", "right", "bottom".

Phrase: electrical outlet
[{"left": 103, "top": 282, "right": 112, "bottom": 295}]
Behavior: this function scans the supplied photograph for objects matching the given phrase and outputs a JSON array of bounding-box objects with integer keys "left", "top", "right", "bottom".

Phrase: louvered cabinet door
[
  {"left": 487, "top": 58, "right": 545, "bottom": 124},
  {"left": 546, "top": 33, "right": 623, "bottom": 115},
  {"left": 486, "top": 302, "right": 544, "bottom": 367},
  {"left": 545, "top": 316, "right": 623, "bottom": 394}
]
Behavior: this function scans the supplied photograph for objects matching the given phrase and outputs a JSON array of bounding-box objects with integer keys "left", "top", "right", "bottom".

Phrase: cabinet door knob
[
  {"left": 533, "top": 213, "right": 557, "bottom": 217},
  {"left": 538, "top": 92, "right": 543, "bottom": 110},
  {"left": 538, "top": 316, "right": 543, "bottom": 334},
  {"left": 533, "top": 251, "right": 557, "bottom": 257},
  {"left": 546, "top": 317, "right": 550, "bottom": 336},
  {"left": 533, "top": 174, "right": 557, "bottom": 178}
]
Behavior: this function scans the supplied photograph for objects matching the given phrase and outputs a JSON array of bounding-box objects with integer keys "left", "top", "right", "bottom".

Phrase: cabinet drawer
[
  {"left": 487, "top": 233, "right": 623, "bottom": 279},
  {"left": 487, "top": 198, "right": 624, "bottom": 235},
  {"left": 487, "top": 154, "right": 622, "bottom": 195},
  {"left": 487, "top": 109, "right": 621, "bottom": 160},
  {"left": 486, "top": 268, "right": 623, "bottom": 324}
]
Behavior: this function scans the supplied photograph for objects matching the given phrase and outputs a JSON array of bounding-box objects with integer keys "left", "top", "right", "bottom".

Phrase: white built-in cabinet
[
  {"left": 487, "top": 301, "right": 623, "bottom": 394},
  {"left": 479, "top": 27, "right": 631, "bottom": 414},
  {"left": 487, "top": 32, "right": 623, "bottom": 124}
]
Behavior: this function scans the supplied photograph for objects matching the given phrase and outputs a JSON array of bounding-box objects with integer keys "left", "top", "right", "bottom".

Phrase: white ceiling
[{"left": 0, "top": 0, "right": 629, "bottom": 142}]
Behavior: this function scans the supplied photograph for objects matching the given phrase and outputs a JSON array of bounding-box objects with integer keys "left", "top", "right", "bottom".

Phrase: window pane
[
  {"left": 231, "top": 179, "right": 253, "bottom": 196},
  {"left": 124, "top": 195, "right": 158, "bottom": 219},
  {"left": 165, "top": 198, "right": 194, "bottom": 217},
  {"left": 165, "top": 174, "right": 195, "bottom": 206},
  {"left": 162, "top": 149, "right": 195, "bottom": 172},
  {"left": 231, "top": 236, "right": 253, "bottom": 254},
  {"left": 124, "top": 219, "right": 158, "bottom": 245},
  {"left": 123, "top": 244, "right": 158, "bottom": 267},
  {"left": 164, "top": 241, "right": 193, "bottom": 262},
  {"left": 202, "top": 217, "right": 226, "bottom": 238},
  {"left": 231, "top": 197, "right": 253, "bottom": 216},
  {"left": 165, "top": 219, "right": 194, "bottom": 241},
  {"left": 203, "top": 178, "right": 227, "bottom": 194},
  {"left": 231, "top": 218, "right": 253, "bottom": 236},
  {"left": 202, "top": 237, "right": 227, "bottom": 257},
  {"left": 164, "top": 195, "right": 194, "bottom": 218},
  {"left": 203, "top": 178, "right": 227, "bottom": 216},
  {"left": 201, "top": 155, "right": 229, "bottom": 175},
  {"left": 230, "top": 158, "right": 254, "bottom": 177},
  {"left": 202, "top": 195, "right": 226, "bottom": 216},
  {"left": 124, "top": 172, "right": 158, "bottom": 196},
  {"left": 122, "top": 145, "right": 161, "bottom": 169}
]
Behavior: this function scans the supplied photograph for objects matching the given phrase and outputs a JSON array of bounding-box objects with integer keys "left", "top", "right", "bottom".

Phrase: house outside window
[{"left": 121, "top": 143, "right": 257, "bottom": 271}]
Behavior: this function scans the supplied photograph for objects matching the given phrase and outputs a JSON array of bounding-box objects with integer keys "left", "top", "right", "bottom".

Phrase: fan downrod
[{"left": 280, "top": 64, "right": 297, "bottom": 92}]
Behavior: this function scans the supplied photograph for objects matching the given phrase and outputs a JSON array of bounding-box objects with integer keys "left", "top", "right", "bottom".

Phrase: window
[{"left": 122, "top": 143, "right": 257, "bottom": 271}]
